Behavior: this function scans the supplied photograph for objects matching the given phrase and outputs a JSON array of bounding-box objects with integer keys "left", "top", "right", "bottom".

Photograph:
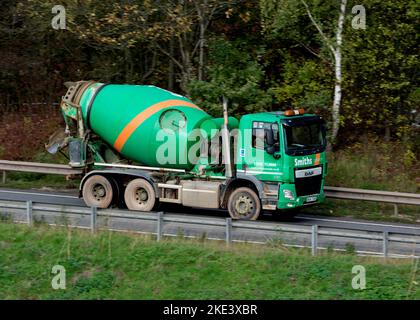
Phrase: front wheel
[{"left": 227, "top": 187, "right": 261, "bottom": 220}]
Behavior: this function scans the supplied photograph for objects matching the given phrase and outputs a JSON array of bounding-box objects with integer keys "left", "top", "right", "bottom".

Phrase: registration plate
[{"left": 306, "top": 196, "right": 317, "bottom": 203}]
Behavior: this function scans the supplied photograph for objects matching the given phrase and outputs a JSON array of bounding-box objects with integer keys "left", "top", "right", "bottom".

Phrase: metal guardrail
[
  {"left": 0, "top": 199, "right": 419, "bottom": 258},
  {"left": 0, "top": 160, "right": 83, "bottom": 177},
  {"left": 0, "top": 160, "right": 419, "bottom": 206},
  {"left": 324, "top": 186, "right": 420, "bottom": 206}
]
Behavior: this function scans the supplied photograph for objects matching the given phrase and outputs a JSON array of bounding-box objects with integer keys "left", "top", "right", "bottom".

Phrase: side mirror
[
  {"left": 266, "top": 147, "right": 281, "bottom": 159},
  {"left": 265, "top": 129, "right": 274, "bottom": 146},
  {"left": 266, "top": 145, "right": 275, "bottom": 155}
]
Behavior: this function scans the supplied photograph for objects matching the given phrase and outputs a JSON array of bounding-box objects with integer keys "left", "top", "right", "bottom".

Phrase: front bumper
[{"left": 276, "top": 182, "right": 325, "bottom": 209}]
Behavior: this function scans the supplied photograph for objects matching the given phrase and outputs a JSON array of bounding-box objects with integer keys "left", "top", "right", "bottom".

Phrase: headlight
[{"left": 283, "top": 189, "right": 294, "bottom": 200}]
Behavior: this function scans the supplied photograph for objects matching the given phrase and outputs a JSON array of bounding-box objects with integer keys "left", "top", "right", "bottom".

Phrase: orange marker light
[{"left": 284, "top": 108, "right": 305, "bottom": 116}]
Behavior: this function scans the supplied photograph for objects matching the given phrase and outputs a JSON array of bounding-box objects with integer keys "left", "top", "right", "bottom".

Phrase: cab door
[{"left": 236, "top": 120, "right": 284, "bottom": 181}]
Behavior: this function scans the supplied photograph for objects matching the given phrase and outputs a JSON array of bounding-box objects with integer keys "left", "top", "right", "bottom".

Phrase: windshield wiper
[
  {"left": 290, "top": 143, "right": 305, "bottom": 148},
  {"left": 290, "top": 143, "right": 319, "bottom": 149}
]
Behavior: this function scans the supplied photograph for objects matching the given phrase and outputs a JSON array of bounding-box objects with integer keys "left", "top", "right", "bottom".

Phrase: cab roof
[{"left": 242, "top": 111, "right": 319, "bottom": 121}]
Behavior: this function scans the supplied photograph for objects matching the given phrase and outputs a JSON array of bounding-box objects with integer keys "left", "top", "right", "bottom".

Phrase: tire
[
  {"left": 82, "top": 175, "right": 115, "bottom": 209},
  {"left": 227, "top": 187, "right": 261, "bottom": 220},
  {"left": 124, "top": 178, "right": 157, "bottom": 211}
]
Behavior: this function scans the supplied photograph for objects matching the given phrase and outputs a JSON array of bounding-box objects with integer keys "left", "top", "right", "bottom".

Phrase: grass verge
[
  {"left": 326, "top": 140, "right": 418, "bottom": 193},
  {"left": 0, "top": 151, "right": 80, "bottom": 190},
  {"left": 304, "top": 199, "right": 420, "bottom": 224},
  {"left": 0, "top": 222, "right": 418, "bottom": 299},
  {"left": 1, "top": 172, "right": 80, "bottom": 190}
]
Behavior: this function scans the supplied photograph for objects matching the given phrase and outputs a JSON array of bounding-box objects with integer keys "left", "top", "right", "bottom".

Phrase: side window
[
  {"left": 252, "top": 121, "right": 279, "bottom": 150},
  {"left": 252, "top": 122, "right": 265, "bottom": 149}
]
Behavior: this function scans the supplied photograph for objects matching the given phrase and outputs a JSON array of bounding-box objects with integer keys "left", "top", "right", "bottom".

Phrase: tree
[
  {"left": 342, "top": 0, "right": 419, "bottom": 142},
  {"left": 261, "top": 0, "right": 347, "bottom": 145},
  {"left": 188, "top": 38, "right": 272, "bottom": 117},
  {"left": 301, "top": 0, "right": 347, "bottom": 145},
  {"left": 67, "top": 0, "right": 191, "bottom": 83},
  {"left": 156, "top": 0, "right": 237, "bottom": 93}
]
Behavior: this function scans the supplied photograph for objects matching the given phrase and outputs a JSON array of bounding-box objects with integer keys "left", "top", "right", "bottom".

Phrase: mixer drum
[{"left": 76, "top": 83, "right": 213, "bottom": 170}]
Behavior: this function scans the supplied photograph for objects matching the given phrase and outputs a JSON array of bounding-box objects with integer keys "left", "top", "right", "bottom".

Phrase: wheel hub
[
  {"left": 92, "top": 184, "right": 106, "bottom": 200},
  {"left": 135, "top": 188, "right": 148, "bottom": 203},
  {"left": 235, "top": 195, "right": 254, "bottom": 216}
]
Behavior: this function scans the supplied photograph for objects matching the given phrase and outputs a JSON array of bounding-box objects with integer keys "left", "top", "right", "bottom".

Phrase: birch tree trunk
[
  {"left": 195, "top": 0, "right": 211, "bottom": 82},
  {"left": 168, "top": 37, "right": 175, "bottom": 90},
  {"left": 331, "top": 0, "right": 347, "bottom": 144},
  {"left": 198, "top": 21, "right": 206, "bottom": 81},
  {"left": 301, "top": 0, "right": 347, "bottom": 146}
]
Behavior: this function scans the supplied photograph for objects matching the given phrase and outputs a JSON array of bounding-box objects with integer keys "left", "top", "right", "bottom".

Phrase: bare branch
[
  {"left": 178, "top": 34, "right": 186, "bottom": 63},
  {"left": 297, "top": 40, "right": 331, "bottom": 65},
  {"left": 192, "top": 39, "right": 203, "bottom": 58},
  {"left": 141, "top": 49, "right": 157, "bottom": 82},
  {"left": 155, "top": 42, "right": 184, "bottom": 71},
  {"left": 300, "top": 0, "right": 336, "bottom": 56}
]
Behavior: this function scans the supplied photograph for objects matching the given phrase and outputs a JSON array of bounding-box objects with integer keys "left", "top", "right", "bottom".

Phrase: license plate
[{"left": 306, "top": 196, "right": 317, "bottom": 203}]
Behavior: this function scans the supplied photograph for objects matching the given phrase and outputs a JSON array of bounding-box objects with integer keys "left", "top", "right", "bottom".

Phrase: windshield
[{"left": 283, "top": 121, "right": 326, "bottom": 156}]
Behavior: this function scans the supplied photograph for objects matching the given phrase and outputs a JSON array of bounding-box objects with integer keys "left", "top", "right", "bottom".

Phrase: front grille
[{"left": 295, "top": 175, "right": 322, "bottom": 197}]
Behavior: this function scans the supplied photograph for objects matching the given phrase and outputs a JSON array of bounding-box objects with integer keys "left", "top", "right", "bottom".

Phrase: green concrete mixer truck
[{"left": 48, "top": 80, "right": 328, "bottom": 220}]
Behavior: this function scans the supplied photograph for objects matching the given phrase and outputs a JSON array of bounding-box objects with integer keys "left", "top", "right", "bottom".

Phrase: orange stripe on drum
[
  {"left": 113, "top": 99, "right": 202, "bottom": 152},
  {"left": 314, "top": 153, "right": 321, "bottom": 165}
]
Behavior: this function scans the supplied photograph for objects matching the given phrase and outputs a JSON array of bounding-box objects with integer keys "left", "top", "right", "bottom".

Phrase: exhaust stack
[{"left": 221, "top": 96, "right": 233, "bottom": 178}]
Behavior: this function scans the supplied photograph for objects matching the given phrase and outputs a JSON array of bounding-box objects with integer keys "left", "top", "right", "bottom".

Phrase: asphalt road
[
  {"left": 1, "top": 187, "right": 419, "bottom": 233},
  {"left": 0, "top": 187, "right": 419, "bottom": 257},
  {"left": 0, "top": 188, "right": 84, "bottom": 206}
]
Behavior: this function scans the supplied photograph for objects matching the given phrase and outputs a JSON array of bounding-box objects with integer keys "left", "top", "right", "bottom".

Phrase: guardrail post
[
  {"left": 383, "top": 231, "right": 389, "bottom": 258},
  {"left": 311, "top": 225, "right": 318, "bottom": 256},
  {"left": 225, "top": 218, "right": 232, "bottom": 245},
  {"left": 26, "top": 200, "right": 33, "bottom": 226},
  {"left": 393, "top": 204, "right": 398, "bottom": 216},
  {"left": 156, "top": 211, "right": 163, "bottom": 242},
  {"left": 91, "top": 206, "right": 97, "bottom": 234},
  {"left": 1, "top": 171, "right": 6, "bottom": 184}
]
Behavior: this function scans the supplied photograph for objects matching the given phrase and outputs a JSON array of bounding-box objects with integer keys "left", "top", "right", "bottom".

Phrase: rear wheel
[
  {"left": 227, "top": 187, "right": 261, "bottom": 220},
  {"left": 82, "top": 175, "right": 115, "bottom": 208},
  {"left": 124, "top": 178, "right": 157, "bottom": 211}
]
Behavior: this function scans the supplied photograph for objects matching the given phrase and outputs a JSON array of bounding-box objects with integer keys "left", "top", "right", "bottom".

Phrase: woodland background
[{"left": 0, "top": 0, "right": 418, "bottom": 165}]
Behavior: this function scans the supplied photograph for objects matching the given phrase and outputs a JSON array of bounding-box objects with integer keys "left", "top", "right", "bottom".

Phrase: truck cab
[
  {"left": 188, "top": 108, "right": 327, "bottom": 220},
  {"left": 234, "top": 110, "right": 327, "bottom": 214}
]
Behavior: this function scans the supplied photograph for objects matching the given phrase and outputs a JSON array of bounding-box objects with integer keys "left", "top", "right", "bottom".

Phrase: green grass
[
  {"left": 318, "top": 141, "right": 420, "bottom": 223},
  {"left": 1, "top": 172, "right": 80, "bottom": 190},
  {"left": 1, "top": 151, "right": 80, "bottom": 190},
  {"left": 326, "top": 141, "right": 418, "bottom": 193},
  {"left": 304, "top": 200, "right": 420, "bottom": 224},
  {"left": 0, "top": 222, "right": 418, "bottom": 300}
]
